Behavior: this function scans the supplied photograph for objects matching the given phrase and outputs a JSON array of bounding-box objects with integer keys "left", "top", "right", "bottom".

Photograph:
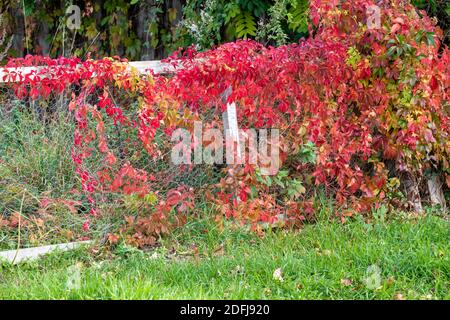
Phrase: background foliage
[
  {"left": 411, "top": 0, "right": 449, "bottom": 44},
  {"left": 0, "top": 0, "right": 447, "bottom": 62},
  {"left": 0, "top": 0, "right": 309, "bottom": 61}
]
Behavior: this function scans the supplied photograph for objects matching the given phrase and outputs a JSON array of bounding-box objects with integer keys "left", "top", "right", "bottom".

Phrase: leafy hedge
[{"left": 4, "top": 0, "right": 449, "bottom": 239}]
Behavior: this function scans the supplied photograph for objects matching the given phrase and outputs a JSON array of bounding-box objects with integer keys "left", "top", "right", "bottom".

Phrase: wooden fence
[{"left": 0, "top": 59, "right": 243, "bottom": 163}]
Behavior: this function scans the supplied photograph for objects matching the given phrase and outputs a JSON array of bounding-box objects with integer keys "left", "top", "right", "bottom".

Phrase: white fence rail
[
  {"left": 0, "top": 60, "right": 175, "bottom": 83},
  {"left": 0, "top": 59, "right": 241, "bottom": 163}
]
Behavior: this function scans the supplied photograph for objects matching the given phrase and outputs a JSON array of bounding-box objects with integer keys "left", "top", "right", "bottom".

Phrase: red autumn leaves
[{"left": 4, "top": 0, "right": 449, "bottom": 228}]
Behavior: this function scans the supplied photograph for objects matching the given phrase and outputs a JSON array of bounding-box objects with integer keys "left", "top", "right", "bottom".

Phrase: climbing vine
[{"left": 5, "top": 1, "right": 448, "bottom": 241}]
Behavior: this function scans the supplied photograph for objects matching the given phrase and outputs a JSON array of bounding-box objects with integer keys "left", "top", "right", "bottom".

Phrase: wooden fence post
[{"left": 221, "top": 86, "right": 242, "bottom": 165}]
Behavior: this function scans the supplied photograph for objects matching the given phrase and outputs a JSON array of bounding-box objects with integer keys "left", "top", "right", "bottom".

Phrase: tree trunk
[
  {"left": 427, "top": 174, "right": 446, "bottom": 209},
  {"left": 9, "top": 5, "right": 24, "bottom": 57},
  {"left": 36, "top": 0, "right": 50, "bottom": 56},
  {"left": 401, "top": 171, "right": 423, "bottom": 213},
  {"left": 137, "top": 0, "right": 156, "bottom": 60}
]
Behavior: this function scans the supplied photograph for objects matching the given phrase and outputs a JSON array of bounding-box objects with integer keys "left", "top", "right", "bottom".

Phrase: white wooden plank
[
  {"left": 129, "top": 60, "right": 175, "bottom": 74},
  {"left": 0, "top": 241, "right": 92, "bottom": 264},
  {"left": 223, "top": 102, "right": 242, "bottom": 163},
  {"left": 0, "top": 66, "right": 43, "bottom": 83},
  {"left": 221, "top": 86, "right": 242, "bottom": 164},
  {"left": 0, "top": 60, "right": 174, "bottom": 83}
]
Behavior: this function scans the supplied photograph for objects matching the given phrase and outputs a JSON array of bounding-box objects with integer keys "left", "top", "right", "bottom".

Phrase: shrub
[{"left": 4, "top": 0, "right": 449, "bottom": 234}]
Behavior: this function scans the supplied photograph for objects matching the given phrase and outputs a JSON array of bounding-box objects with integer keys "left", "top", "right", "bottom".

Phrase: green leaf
[
  {"left": 287, "top": 1, "right": 309, "bottom": 33},
  {"left": 426, "top": 32, "right": 436, "bottom": 46},
  {"left": 386, "top": 46, "right": 396, "bottom": 58},
  {"left": 144, "top": 192, "right": 158, "bottom": 205},
  {"left": 287, "top": 179, "right": 306, "bottom": 199},
  {"left": 233, "top": 11, "right": 257, "bottom": 39},
  {"left": 224, "top": 2, "right": 241, "bottom": 24},
  {"left": 298, "top": 141, "right": 317, "bottom": 164}
]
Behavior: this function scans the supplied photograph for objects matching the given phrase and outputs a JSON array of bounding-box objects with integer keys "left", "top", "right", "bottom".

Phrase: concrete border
[{"left": 0, "top": 241, "right": 92, "bottom": 265}]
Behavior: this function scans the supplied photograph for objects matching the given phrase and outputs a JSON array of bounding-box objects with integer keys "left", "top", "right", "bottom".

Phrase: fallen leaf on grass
[
  {"left": 394, "top": 293, "right": 405, "bottom": 300},
  {"left": 341, "top": 278, "right": 353, "bottom": 286},
  {"left": 107, "top": 233, "right": 120, "bottom": 244},
  {"left": 212, "top": 244, "right": 225, "bottom": 257},
  {"left": 273, "top": 268, "right": 284, "bottom": 282}
]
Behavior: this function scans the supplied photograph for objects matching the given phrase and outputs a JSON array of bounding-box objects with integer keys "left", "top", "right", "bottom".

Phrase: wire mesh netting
[{"left": 0, "top": 65, "right": 225, "bottom": 249}]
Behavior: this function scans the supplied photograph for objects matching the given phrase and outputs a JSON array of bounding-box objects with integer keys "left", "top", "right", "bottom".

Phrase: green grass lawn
[{"left": 0, "top": 213, "right": 448, "bottom": 299}]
